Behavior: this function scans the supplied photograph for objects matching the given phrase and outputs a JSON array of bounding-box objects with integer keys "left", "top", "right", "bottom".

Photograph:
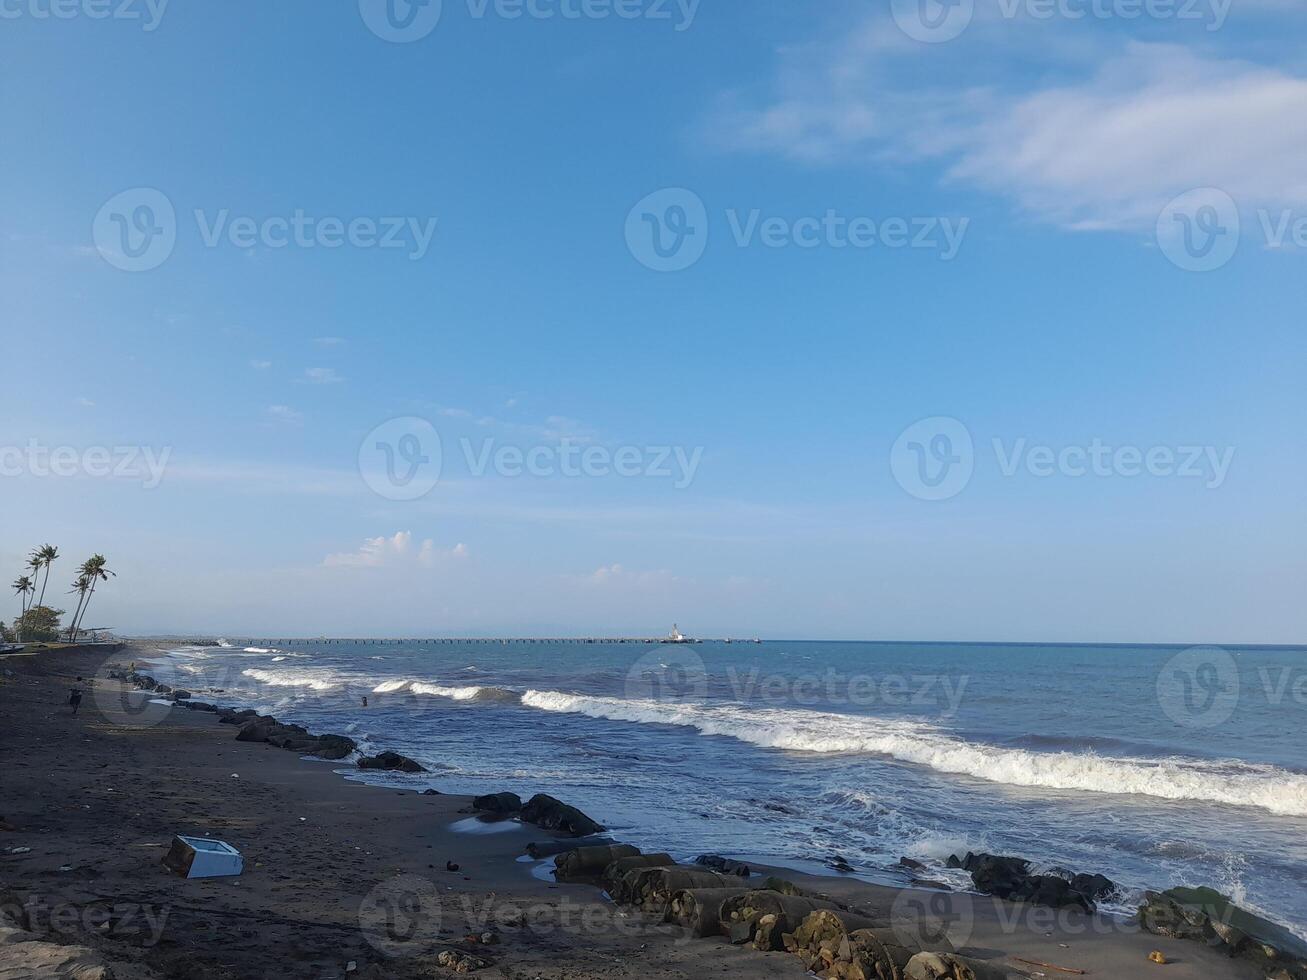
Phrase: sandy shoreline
[{"left": 0, "top": 643, "right": 1269, "bottom": 979}]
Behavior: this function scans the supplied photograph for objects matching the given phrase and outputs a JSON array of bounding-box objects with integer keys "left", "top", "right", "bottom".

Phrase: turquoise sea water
[{"left": 143, "top": 639, "right": 1307, "bottom": 934}]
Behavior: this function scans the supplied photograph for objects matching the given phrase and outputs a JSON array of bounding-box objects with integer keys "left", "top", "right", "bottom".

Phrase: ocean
[{"left": 140, "top": 639, "right": 1307, "bottom": 936}]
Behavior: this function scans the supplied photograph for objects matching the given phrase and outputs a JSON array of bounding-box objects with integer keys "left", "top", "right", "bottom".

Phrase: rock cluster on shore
[
  {"left": 538, "top": 839, "right": 1007, "bottom": 980},
  {"left": 946, "top": 852, "right": 1116, "bottom": 911},
  {"left": 470, "top": 792, "right": 605, "bottom": 836},
  {"left": 1139, "top": 886, "right": 1307, "bottom": 979},
  {"left": 107, "top": 667, "right": 431, "bottom": 772}
]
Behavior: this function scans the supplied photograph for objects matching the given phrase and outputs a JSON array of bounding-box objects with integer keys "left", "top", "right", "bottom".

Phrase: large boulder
[
  {"left": 519, "top": 794, "right": 604, "bottom": 836},
  {"left": 358, "top": 751, "right": 426, "bottom": 773},
  {"left": 951, "top": 852, "right": 1108, "bottom": 911},
  {"left": 472, "top": 792, "right": 523, "bottom": 814},
  {"left": 312, "top": 734, "right": 357, "bottom": 760}
]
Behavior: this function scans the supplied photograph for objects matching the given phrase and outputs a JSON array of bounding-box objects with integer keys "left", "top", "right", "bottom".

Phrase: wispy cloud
[
  {"left": 250, "top": 359, "right": 272, "bottom": 371},
  {"left": 709, "top": 21, "right": 1307, "bottom": 230},
  {"left": 303, "top": 367, "right": 344, "bottom": 385},
  {"left": 323, "top": 531, "right": 467, "bottom": 568},
  {"left": 266, "top": 404, "right": 304, "bottom": 426},
  {"left": 313, "top": 336, "right": 346, "bottom": 347}
]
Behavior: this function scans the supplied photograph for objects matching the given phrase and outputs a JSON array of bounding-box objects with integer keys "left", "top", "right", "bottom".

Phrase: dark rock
[
  {"left": 524, "top": 836, "right": 614, "bottom": 859},
  {"left": 945, "top": 854, "right": 963, "bottom": 869},
  {"left": 421, "top": 789, "right": 441, "bottom": 796},
  {"left": 899, "top": 857, "right": 928, "bottom": 873},
  {"left": 154, "top": 684, "right": 172, "bottom": 695},
  {"left": 694, "top": 854, "right": 752, "bottom": 877},
  {"left": 235, "top": 718, "right": 278, "bottom": 742},
  {"left": 311, "top": 734, "right": 357, "bottom": 760},
  {"left": 519, "top": 794, "right": 604, "bottom": 836},
  {"left": 958, "top": 852, "right": 1107, "bottom": 911},
  {"left": 172, "top": 690, "right": 192, "bottom": 700},
  {"left": 1070, "top": 872, "right": 1117, "bottom": 903},
  {"left": 218, "top": 708, "right": 259, "bottom": 725},
  {"left": 357, "top": 751, "right": 426, "bottom": 773},
  {"left": 826, "top": 855, "right": 856, "bottom": 874},
  {"left": 472, "top": 792, "right": 523, "bottom": 814},
  {"left": 1140, "top": 886, "right": 1307, "bottom": 977}
]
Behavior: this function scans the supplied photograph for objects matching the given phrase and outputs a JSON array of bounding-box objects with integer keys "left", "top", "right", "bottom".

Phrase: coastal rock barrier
[
  {"left": 1139, "top": 887, "right": 1307, "bottom": 979},
  {"left": 106, "top": 667, "right": 434, "bottom": 773},
  {"left": 946, "top": 852, "right": 1116, "bottom": 911}
]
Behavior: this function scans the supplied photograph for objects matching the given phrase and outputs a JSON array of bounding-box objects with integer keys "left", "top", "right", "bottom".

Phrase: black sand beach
[{"left": 0, "top": 644, "right": 1275, "bottom": 979}]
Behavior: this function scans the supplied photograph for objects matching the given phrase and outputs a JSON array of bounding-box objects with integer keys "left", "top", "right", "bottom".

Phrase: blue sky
[{"left": 2, "top": 0, "right": 1304, "bottom": 641}]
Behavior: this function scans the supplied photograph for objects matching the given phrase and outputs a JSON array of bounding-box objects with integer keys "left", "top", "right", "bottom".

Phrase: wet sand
[{"left": 0, "top": 644, "right": 1263, "bottom": 979}]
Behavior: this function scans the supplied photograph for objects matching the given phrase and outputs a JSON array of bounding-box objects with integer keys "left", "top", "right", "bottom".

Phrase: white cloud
[
  {"left": 266, "top": 404, "right": 304, "bottom": 426},
  {"left": 712, "top": 27, "right": 1307, "bottom": 230},
  {"left": 250, "top": 359, "right": 272, "bottom": 370},
  {"left": 324, "top": 531, "right": 467, "bottom": 569},
  {"left": 581, "top": 564, "right": 681, "bottom": 588},
  {"left": 76, "top": 397, "right": 95, "bottom": 408},
  {"left": 303, "top": 367, "right": 343, "bottom": 384}
]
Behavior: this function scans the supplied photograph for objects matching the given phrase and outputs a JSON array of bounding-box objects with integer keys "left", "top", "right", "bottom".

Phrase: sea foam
[{"left": 518, "top": 691, "right": 1307, "bottom": 818}]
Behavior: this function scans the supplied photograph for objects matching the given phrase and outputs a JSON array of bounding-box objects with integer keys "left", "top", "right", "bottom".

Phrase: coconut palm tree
[
  {"left": 34, "top": 544, "right": 58, "bottom": 609},
  {"left": 67, "top": 575, "right": 90, "bottom": 642},
  {"left": 12, "top": 576, "right": 34, "bottom": 641},
  {"left": 70, "top": 556, "right": 113, "bottom": 642}
]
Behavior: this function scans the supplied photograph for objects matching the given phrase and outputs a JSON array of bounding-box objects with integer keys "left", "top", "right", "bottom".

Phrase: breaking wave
[
  {"left": 371, "top": 679, "right": 520, "bottom": 703},
  {"left": 518, "top": 691, "right": 1307, "bottom": 818},
  {"left": 241, "top": 667, "right": 339, "bottom": 692}
]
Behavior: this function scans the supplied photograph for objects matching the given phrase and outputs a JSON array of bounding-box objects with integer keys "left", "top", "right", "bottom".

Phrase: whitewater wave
[
  {"left": 244, "top": 646, "right": 276, "bottom": 654},
  {"left": 519, "top": 692, "right": 1307, "bottom": 818},
  {"left": 371, "top": 679, "right": 519, "bottom": 703},
  {"left": 242, "top": 667, "right": 339, "bottom": 692}
]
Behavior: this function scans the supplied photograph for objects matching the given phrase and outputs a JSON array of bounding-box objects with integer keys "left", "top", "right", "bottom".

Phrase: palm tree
[
  {"left": 70, "top": 556, "right": 114, "bottom": 642},
  {"left": 12, "top": 576, "right": 34, "bottom": 641},
  {"left": 34, "top": 544, "right": 58, "bottom": 609},
  {"left": 68, "top": 575, "right": 90, "bottom": 642}
]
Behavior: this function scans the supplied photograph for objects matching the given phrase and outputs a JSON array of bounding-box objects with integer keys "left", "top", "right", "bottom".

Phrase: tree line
[{"left": 6, "top": 545, "right": 115, "bottom": 644}]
